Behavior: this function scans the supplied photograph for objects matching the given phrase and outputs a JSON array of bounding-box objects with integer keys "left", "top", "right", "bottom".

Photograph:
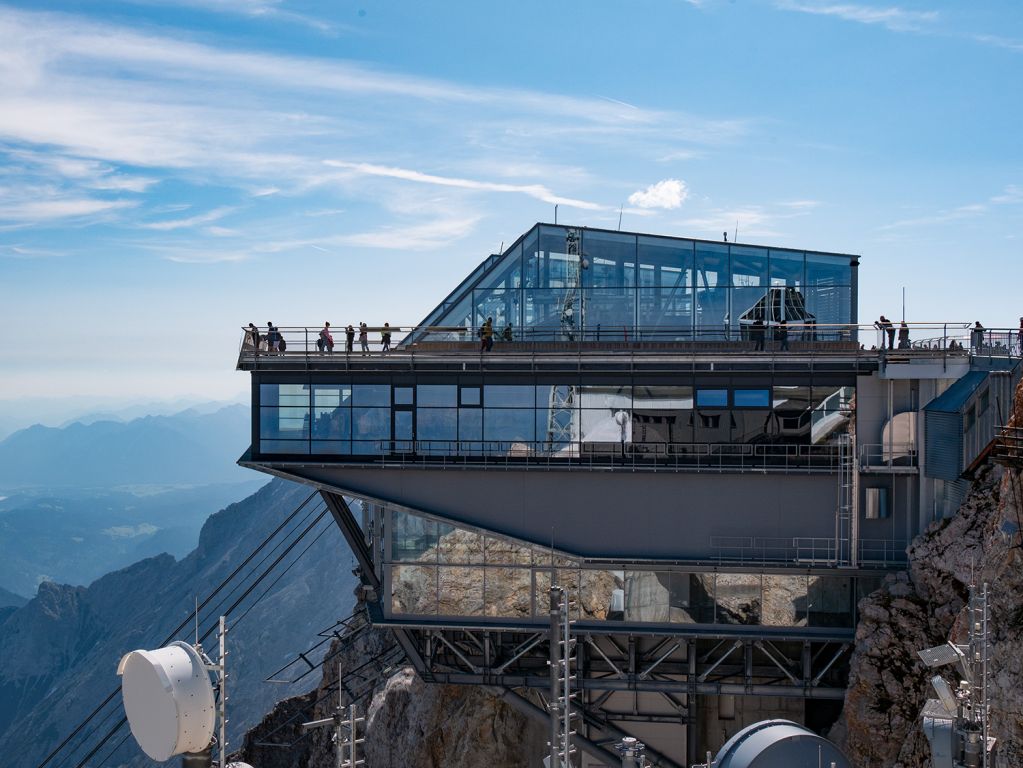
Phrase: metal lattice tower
[
  {"left": 968, "top": 582, "right": 992, "bottom": 768},
  {"left": 548, "top": 585, "right": 578, "bottom": 768}
]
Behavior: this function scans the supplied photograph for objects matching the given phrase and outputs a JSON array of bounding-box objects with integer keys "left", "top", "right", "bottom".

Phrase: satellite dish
[{"left": 117, "top": 641, "right": 216, "bottom": 761}]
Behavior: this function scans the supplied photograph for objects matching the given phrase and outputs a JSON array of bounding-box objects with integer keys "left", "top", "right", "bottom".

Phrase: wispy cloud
[
  {"left": 628, "top": 179, "right": 689, "bottom": 210},
  {"left": 0, "top": 198, "right": 136, "bottom": 223},
  {"left": 323, "top": 160, "right": 605, "bottom": 210},
  {"left": 775, "top": 1, "right": 939, "bottom": 33},
  {"left": 879, "top": 184, "right": 1023, "bottom": 230},
  {"left": 142, "top": 206, "right": 235, "bottom": 230}
]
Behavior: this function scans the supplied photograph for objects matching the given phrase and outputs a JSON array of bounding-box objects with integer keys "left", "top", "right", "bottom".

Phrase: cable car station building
[{"left": 238, "top": 224, "right": 1018, "bottom": 766}]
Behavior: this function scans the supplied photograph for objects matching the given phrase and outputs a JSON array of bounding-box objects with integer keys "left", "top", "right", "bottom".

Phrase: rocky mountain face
[
  {"left": 236, "top": 610, "right": 547, "bottom": 768},
  {"left": 0, "top": 479, "right": 357, "bottom": 768},
  {"left": 831, "top": 382, "right": 1023, "bottom": 767}
]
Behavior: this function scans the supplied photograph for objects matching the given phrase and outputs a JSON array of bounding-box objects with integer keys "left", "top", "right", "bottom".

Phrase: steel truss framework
[{"left": 319, "top": 489, "right": 857, "bottom": 766}]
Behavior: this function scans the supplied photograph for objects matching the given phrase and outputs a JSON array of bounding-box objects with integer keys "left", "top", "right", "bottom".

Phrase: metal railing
[
  {"left": 260, "top": 439, "right": 843, "bottom": 473},
  {"left": 709, "top": 535, "right": 906, "bottom": 567},
  {"left": 858, "top": 442, "right": 918, "bottom": 469},
  {"left": 239, "top": 321, "right": 1022, "bottom": 370}
]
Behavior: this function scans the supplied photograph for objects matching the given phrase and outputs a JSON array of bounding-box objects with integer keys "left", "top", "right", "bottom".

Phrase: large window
[
  {"left": 257, "top": 375, "right": 854, "bottom": 458},
  {"left": 417, "top": 225, "right": 855, "bottom": 343}
]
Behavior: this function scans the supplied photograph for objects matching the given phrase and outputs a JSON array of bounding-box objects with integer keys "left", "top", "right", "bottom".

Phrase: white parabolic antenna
[{"left": 117, "top": 641, "right": 216, "bottom": 761}]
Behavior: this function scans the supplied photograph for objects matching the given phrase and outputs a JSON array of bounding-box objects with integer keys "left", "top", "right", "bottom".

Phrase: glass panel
[
  {"left": 697, "top": 389, "right": 728, "bottom": 407},
  {"left": 436, "top": 524, "right": 484, "bottom": 564},
  {"left": 394, "top": 387, "right": 413, "bottom": 405},
  {"left": 391, "top": 564, "right": 437, "bottom": 614},
  {"left": 478, "top": 242, "right": 522, "bottom": 289},
  {"left": 391, "top": 510, "right": 438, "bottom": 561},
  {"left": 580, "top": 408, "right": 625, "bottom": 446},
  {"left": 417, "top": 407, "right": 457, "bottom": 442},
  {"left": 730, "top": 246, "right": 768, "bottom": 287},
  {"left": 522, "top": 228, "right": 541, "bottom": 289},
  {"left": 484, "top": 535, "right": 532, "bottom": 565},
  {"left": 394, "top": 410, "right": 413, "bottom": 440},
  {"left": 583, "top": 288, "right": 635, "bottom": 339},
  {"left": 461, "top": 387, "right": 481, "bottom": 406},
  {"left": 694, "top": 243, "right": 730, "bottom": 339},
  {"left": 638, "top": 287, "right": 693, "bottom": 339},
  {"left": 688, "top": 573, "right": 716, "bottom": 623},
  {"left": 484, "top": 384, "right": 535, "bottom": 407},
  {"left": 417, "top": 384, "right": 457, "bottom": 407},
  {"left": 734, "top": 389, "right": 770, "bottom": 408},
  {"left": 770, "top": 250, "right": 805, "bottom": 286},
  {"left": 523, "top": 287, "right": 580, "bottom": 340},
  {"left": 805, "top": 252, "right": 852, "bottom": 287},
  {"left": 311, "top": 440, "right": 349, "bottom": 454},
  {"left": 580, "top": 230, "right": 636, "bottom": 288},
  {"left": 484, "top": 409, "right": 535, "bottom": 442},
  {"left": 715, "top": 573, "right": 761, "bottom": 625},
  {"left": 259, "top": 439, "right": 309, "bottom": 454},
  {"left": 762, "top": 575, "right": 808, "bottom": 626},
  {"left": 458, "top": 408, "right": 483, "bottom": 443},
  {"left": 579, "top": 385, "right": 631, "bottom": 410},
  {"left": 438, "top": 567, "right": 483, "bottom": 615},
  {"left": 260, "top": 406, "right": 309, "bottom": 439},
  {"left": 353, "top": 407, "right": 391, "bottom": 438},
  {"left": 484, "top": 566, "right": 532, "bottom": 618},
  {"left": 579, "top": 569, "right": 622, "bottom": 621},
  {"left": 623, "top": 571, "right": 672, "bottom": 622},
  {"left": 260, "top": 383, "right": 310, "bottom": 406},
  {"left": 808, "top": 576, "right": 853, "bottom": 627},
  {"left": 353, "top": 384, "right": 390, "bottom": 406}
]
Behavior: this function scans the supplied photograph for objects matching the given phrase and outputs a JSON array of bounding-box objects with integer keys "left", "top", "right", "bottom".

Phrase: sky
[{"left": 1, "top": 0, "right": 1022, "bottom": 409}]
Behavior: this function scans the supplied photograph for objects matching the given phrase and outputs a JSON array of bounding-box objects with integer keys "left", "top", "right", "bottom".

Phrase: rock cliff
[
  {"left": 0, "top": 479, "right": 356, "bottom": 768},
  {"left": 833, "top": 381, "right": 1023, "bottom": 767}
]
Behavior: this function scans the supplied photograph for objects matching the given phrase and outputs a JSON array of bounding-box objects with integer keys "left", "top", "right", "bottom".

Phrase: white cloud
[
  {"left": 324, "top": 160, "right": 605, "bottom": 211},
  {"left": 991, "top": 185, "right": 1023, "bottom": 204},
  {"left": 0, "top": 198, "right": 136, "bottom": 222},
  {"left": 627, "top": 179, "right": 689, "bottom": 210},
  {"left": 776, "top": 2, "right": 939, "bottom": 32},
  {"left": 142, "top": 206, "right": 235, "bottom": 230}
]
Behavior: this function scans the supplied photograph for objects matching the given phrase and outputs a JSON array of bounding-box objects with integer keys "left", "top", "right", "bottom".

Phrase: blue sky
[{"left": 1, "top": 0, "right": 1021, "bottom": 406}]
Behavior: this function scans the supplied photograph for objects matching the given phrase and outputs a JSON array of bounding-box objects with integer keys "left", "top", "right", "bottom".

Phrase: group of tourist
[
  {"left": 316, "top": 322, "right": 393, "bottom": 354},
  {"left": 873, "top": 316, "right": 911, "bottom": 350},
  {"left": 478, "top": 317, "right": 514, "bottom": 352},
  {"left": 244, "top": 322, "right": 393, "bottom": 355}
]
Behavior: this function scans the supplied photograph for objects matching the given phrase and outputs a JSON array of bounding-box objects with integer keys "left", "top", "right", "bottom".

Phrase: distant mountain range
[
  {"left": 0, "top": 404, "right": 251, "bottom": 489},
  {"left": 0, "top": 481, "right": 265, "bottom": 598},
  {"left": 0, "top": 479, "right": 356, "bottom": 768}
]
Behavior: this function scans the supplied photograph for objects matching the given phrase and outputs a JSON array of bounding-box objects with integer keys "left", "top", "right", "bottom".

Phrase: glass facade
[
  {"left": 386, "top": 505, "right": 862, "bottom": 627},
  {"left": 257, "top": 377, "right": 854, "bottom": 458},
  {"left": 414, "top": 224, "right": 856, "bottom": 342}
]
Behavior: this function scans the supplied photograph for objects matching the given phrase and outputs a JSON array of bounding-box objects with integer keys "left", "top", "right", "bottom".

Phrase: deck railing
[{"left": 239, "top": 322, "right": 1019, "bottom": 369}]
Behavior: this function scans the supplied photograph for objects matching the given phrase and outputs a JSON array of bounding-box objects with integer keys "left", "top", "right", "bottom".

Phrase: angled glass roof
[{"left": 410, "top": 223, "right": 857, "bottom": 343}]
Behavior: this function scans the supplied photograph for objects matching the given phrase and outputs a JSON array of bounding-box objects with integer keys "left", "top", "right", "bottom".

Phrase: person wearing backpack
[
  {"left": 318, "top": 321, "right": 334, "bottom": 354},
  {"left": 381, "top": 322, "right": 392, "bottom": 352}
]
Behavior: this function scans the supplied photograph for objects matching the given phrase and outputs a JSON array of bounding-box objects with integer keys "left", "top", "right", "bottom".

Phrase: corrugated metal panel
[
  {"left": 926, "top": 410, "right": 963, "bottom": 480},
  {"left": 924, "top": 370, "right": 988, "bottom": 414}
]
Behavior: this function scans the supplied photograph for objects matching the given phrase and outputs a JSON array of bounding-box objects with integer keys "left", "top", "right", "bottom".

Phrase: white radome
[{"left": 117, "top": 642, "right": 216, "bottom": 761}]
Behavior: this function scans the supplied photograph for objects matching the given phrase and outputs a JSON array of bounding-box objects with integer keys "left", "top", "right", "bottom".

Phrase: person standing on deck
[
  {"left": 318, "top": 321, "right": 333, "bottom": 354},
  {"left": 381, "top": 322, "right": 392, "bottom": 353},
  {"left": 481, "top": 317, "right": 494, "bottom": 352},
  {"left": 359, "top": 322, "right": 369, "bottom": 354},
  {"left": 898, "top": 321, "right": 910, "bottom": 349},
  {"left": 345, "top": 324, "right": 355, "bottom": 354},
  {"left": 777, "top": 319, "right": 789, "bottom": 352}
]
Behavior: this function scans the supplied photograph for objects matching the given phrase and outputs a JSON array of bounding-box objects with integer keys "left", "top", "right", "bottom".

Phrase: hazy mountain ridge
[
  {"left": 0, "top": 481, "right": 265, "bottom": 597},
  {"left": 0, "top": 479, "right": 357, "bottom": 768},
  {"left": 0, "top": 404, "right": 251, "bottom": 489}
]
